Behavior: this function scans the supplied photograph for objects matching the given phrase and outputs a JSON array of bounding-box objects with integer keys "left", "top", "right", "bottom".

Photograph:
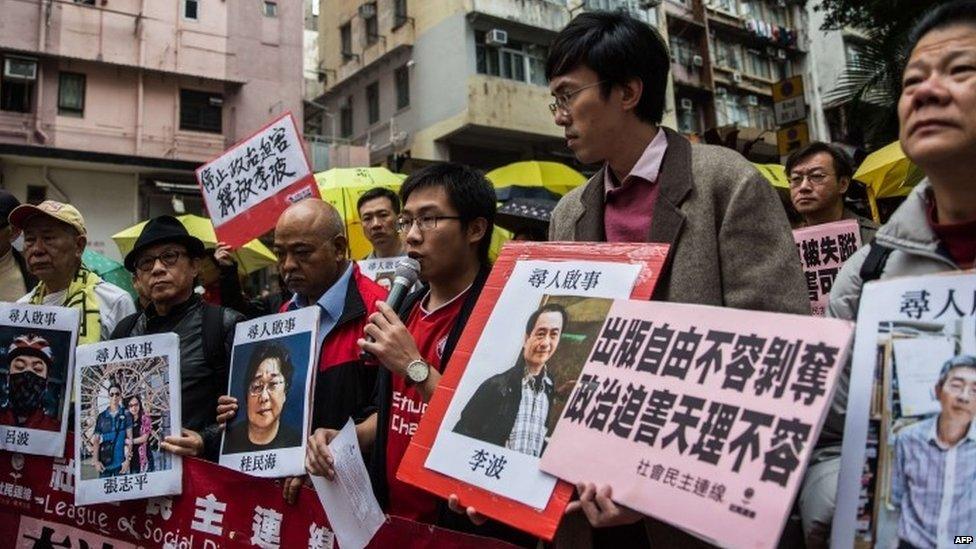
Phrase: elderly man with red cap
[
  {"left": 0, "top": 334, "right": 61, "bottom": 431},
  {"left": 8, "top": 200, "right": 135, "bottom": 344}
]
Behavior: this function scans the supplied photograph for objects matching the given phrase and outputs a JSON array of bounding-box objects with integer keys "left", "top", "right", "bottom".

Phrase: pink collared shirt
[{"left": 603, "top": 128, "right": 669, "bottom": 242}]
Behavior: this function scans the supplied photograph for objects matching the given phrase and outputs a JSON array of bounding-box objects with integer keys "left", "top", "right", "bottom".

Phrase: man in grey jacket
[
  {"left": 798, "top": 3, "right": 976, "bottom": 546},
  {"left": 543, "top": 10, "right": 809, "bottom": 548}
]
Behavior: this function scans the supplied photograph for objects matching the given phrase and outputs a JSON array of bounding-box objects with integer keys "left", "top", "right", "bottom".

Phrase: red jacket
[{"left": 283, "top": 264, "right": 387, "bottom": 430}]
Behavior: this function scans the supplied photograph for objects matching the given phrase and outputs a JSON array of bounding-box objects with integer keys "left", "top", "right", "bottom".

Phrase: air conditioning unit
[
  {"left": 777, "top": 49, "right": 787, "bottom": 60},
  {"left": 747, "top": 94, "right": 758, "bottom": 106},
  {"left": 715, "top": 87, "right": 727, "bottom": 96},
  {"left": 731, "top": 71, "right": 743, "bottom": 83},
  {"left": 358, "top": 3, "right": 376, "bottom": 18},
  {"left": 692, "top": 55, "right": 704, "bottom": 67},
  {"left": 486, "top": 29, "right": 508, "bottom": 46},
  {"left": 3, "top": 57, "right": 38, "bottom": 81},
  {"left": 680, "top": 98, "right": 694, "bottom": 110}
]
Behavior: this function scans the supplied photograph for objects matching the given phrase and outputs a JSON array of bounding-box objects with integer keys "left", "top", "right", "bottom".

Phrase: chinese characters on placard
[
  {"left": 200, "top": 125, "right": 297, "bottom": 220},
  {"left": 562, "top": 318, "right": 841, "bottom": 489}
]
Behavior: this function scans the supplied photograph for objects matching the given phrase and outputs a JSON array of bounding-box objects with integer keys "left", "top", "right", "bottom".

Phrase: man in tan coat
[{"left": 543, "top": 10, "right": 809, "bottom": 547}]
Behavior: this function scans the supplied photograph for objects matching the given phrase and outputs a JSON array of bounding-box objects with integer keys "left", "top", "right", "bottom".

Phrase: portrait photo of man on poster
[{"left": 453, "top": 303, "right": 567, "bottom": 457}]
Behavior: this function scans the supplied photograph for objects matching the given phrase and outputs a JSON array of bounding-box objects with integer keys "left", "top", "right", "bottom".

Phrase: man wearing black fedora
[{"left": 111, "top": 215, "right": 243, "bottom": 461}]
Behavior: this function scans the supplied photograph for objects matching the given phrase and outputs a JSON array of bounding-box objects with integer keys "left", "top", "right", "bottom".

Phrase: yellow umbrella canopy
[
  {"left": 315, "top": 167, "right": 407, "bottom": 260},
  {"left": 111, "top": 214, "right": 276, "bottom": 277},
  {"left": 854, "top": 140, "right": 924, "bottom": 221},
  {"left": 486, "top": 161, "right": 587, "bottom": 199},
  {"left": 753, "top": 163, "right": 789, "bottom": 190}
]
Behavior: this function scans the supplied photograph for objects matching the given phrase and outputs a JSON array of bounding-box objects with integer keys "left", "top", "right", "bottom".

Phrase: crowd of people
[{"left": 1, "top": 1, "right": 974, "bottom": 547}]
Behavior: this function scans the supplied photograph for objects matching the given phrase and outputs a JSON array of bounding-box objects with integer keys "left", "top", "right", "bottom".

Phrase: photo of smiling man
[
  {"left": 454, "top": 303, "right": 567, "bottom": 457},
  {"left": 222, "top": 341, "right": 301, "bottom": 454}
]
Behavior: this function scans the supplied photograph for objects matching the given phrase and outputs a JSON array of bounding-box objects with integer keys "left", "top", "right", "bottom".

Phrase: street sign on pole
[
  {"left": 772, "top": 75, "right": 806, "bottom": 126},
  {"left": 777, "top": 121, "right": 810, "bottom": 156}
]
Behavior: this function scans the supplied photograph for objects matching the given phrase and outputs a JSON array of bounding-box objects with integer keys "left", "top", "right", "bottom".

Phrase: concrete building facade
[
  {"left": 314, "top": 0, "right": 672, "bottom": 171},
  {"left": 0, "top": 0, "right": 303, "bottom": 259}
]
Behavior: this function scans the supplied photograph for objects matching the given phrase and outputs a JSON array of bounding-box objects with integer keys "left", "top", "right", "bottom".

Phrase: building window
[
  {"left": 395, "top": 65, "right": 410, "bottom": 110},
  {"left": 364, "top": 2, "right": 379, "bottom": 45},
  {"left": 712, "top": 0, "right": 734, "bottom": 13},
  {"left": 73, "top": 0, "right": 96, "bottom": 5},
  {"left": 183, "top": 0, "right": 199, "bottom": 20},
  {"left": 366, "top": 81, "right": 379, "bottom": 124},
  {"left": 341, "top": 23, "right": 354, "bottom": 61},
  {"left": 262, "top": 1, "right": 277, "bottom": 17},
  {"left": 340, "top": 96, "right": 353, "bottom": 137},
  {"left": 1, "top": 57, "right": 36, "bottom": 113},
  {"left": 677, "top": 99, "right": 700, "bottom": 134},
  {"left": 393, "top": 0, "right": 408, "bottom": 29},
  {"left": 710, "top": 36, "right": 742, "bottom": 71},
  {"left": 744, "top": 49, "right": 772, "bottom": 80},
  {"left": 58, "top": 72, "right": 85, "bottom": 116},
  {"left": 475, "top": 31, "right": 547, "bottom": 86},
  {"left": 179, "top": 89, "right": 223, "bottom": 133}
]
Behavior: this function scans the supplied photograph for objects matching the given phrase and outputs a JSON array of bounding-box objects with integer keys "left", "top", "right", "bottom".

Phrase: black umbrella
[{"left": 496, "top": 198, "right": 556, "bottom": 239}]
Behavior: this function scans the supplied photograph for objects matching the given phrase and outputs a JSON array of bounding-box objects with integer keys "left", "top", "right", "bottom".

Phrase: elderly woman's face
[{"left": 246, "top": 358, "right": 286, "bottom": 430}]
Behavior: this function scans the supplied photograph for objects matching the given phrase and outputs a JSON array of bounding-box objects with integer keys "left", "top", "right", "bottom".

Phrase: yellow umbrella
[
  {"left": 854, "top": 141, "right": 924, "bottom": 221},
  {"left": 486, "top": 161, "right": 587, "bottom": 199},
  {"left": 315, "top": 167, "right": 407, "bottom": 260},
  {"left": 111, "top": 214, "right": 276, "bottom": 277},
  {"left": 753, "top": 163, "right": 789, "bottom": 190}
]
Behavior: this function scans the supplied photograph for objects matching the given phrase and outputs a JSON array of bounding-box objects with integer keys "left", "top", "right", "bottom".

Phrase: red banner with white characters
[{"left": 0, "top": 440, "right": 517, "bottom": 548}]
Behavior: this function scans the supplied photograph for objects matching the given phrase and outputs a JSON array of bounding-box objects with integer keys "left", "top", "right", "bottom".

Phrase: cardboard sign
[
  {"left": 833, "top": 273, "right": 976, "bottom": 549},
  {"left": 397, "top": 241, "right": 670, "bottom": 541},
  {"left": 196, "top": 113, "right": 319, "bottom": 247},
  {"left": 541, "top": 299, "right": 854, "bottom": 549},
  {"left": 792, "top": 219, "right": 861, "bottom": 316},
  {"left": 0, "top": 303, "right": 79, "bottom": 457},
  {"left": 220, "top": 307, "right": 319, "bottom": 478},
  {"left": 74, "top": 333, "right": 182, "bottom": 505}
]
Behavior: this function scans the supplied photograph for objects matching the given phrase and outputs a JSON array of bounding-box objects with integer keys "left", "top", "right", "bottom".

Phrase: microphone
[{"left": 361, "top": 257, "right": 421, "bottom": 360}]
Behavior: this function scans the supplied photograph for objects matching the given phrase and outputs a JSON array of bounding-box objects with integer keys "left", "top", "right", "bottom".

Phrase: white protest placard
[
  {"left": 220, "top": 307, "right": 319, "bottom": 478},
  {"left": 0, "top": 303, "right": 79, "bottom": 457},
  {"left": 311, "top": 418, "right": 385, "bottom": 549},
  {"left": 424, "top": 259, "right": 644, "bottom": 509},
  {"left": 74, "top": 333, "right": 182, "bottom": 505},
  {"left": 357, "top": 256, "right": 403, "bottom": 291},
  {"left": 833, "top": 272, "right": 976, "bottom": 548},
  {"left": 196, "top": 112, "right": 319, "bottom": 247}
]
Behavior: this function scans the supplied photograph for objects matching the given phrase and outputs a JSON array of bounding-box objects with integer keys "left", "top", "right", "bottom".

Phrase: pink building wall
[{"left": 0, "top": 0, "right": 303, "bottom": 163}]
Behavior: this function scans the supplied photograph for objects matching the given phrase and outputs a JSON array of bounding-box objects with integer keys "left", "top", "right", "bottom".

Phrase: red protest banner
[
  {"left": 196, "top": 112, "right": 319, "bottom": 248},
  {"left": 0, "top": 439, "right": 519, "bottom": 548},
  {"left": 397, "top": 242, "right": 670, "bottom": 541}
]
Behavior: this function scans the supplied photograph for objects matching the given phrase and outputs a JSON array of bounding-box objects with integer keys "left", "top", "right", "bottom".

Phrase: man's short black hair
[
  {"left": 524, "top": 303, "right": 568, "bottom": 336},
  {"left": 245, "top": 342, "right": 295, "bottom": 393},
  {"left": 784, "top": 142, "right": 855, "bottom": 180},
  {"left": 400, "top": 162, "right": 496, "bottom": 265},
  {"left": 906, "top": 1, "right": 976, "bottom": 61},
  {"left": 357, "top": 187, "right": 401, "bottom": 215},
  {"left": 545, "top": 10, "right": 670, "bottom": 124}
]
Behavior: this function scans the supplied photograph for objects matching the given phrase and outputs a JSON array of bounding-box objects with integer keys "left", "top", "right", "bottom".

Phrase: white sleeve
[{"left": 94, "top": 282, "right": 137, "bottom": 339}]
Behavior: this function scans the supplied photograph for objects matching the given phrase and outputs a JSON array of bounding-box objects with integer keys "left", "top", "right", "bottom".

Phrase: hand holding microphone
[{"left": 359, "top": 258, "right": 421, "bottom": 361}]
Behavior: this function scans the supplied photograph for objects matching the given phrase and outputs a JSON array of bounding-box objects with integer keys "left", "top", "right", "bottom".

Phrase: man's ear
[
  {"left": 75, "top": 234, "right": 88, "bottom": 259},
  {"left": 332, "top": 233, "right": 348, "bottom": 262},
  {"left": 467, "top": 218, "right": 489, "bottom": 246},
  {"left": 188, "top": 256, "right": 202, "bottom": 279},
  {"left": 619, "top": 77, "right": 644, "bottom": 113},
  {"left": 838, "top": 176, "right": 851, "bottom": 196}
]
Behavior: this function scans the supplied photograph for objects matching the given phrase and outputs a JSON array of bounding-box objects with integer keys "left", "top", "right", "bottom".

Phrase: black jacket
[
  {"left": 111, "top": 295, "right": 243, "bottom": 461},
  {"left": 453, "top": 359, "right": 553, "bottom": 448}
]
